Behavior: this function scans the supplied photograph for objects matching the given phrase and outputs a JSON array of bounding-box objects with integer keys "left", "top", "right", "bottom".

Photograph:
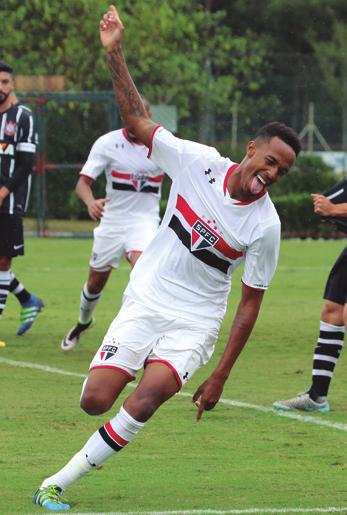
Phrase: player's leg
[
  {"left": 61, "top": 267, "right": 111, "bottom": 351},
  {"left": 0, "top": 214, "right": 43, "bottom": 333},
  {"left": 0, "top": 256, "right": 12, "bottom": 320},
  {"left": 273, "top": 249, "right": 346, "bottom": 413},
  {"left": 61, "top": 226, "right": 124, "bottom": 351},
  {"left": 33, "top": 363, "right": 178, "bottom": 510},
  {"left": 307, "top": 300, "right": 345, "bottom": 403},
  {"left": 8, "top": 270, "right": 31, "bottom": 304},
  {"left": 34, "top": 303, "right": 172, "bottom": 510}
]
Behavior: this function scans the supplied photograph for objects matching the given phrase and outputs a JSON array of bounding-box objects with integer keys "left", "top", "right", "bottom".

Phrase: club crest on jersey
[
  {"left": 191, "top": 220, "right": 219, "bottom": 251},
  {"left": 100, "top": 344, "right": 118, "bottom": 361},
  {"left": 4, "top": 121, "right": 16, "bottom": 137},
  {"left": 131, "top": 172, "right": 148, "bottom": 191}
]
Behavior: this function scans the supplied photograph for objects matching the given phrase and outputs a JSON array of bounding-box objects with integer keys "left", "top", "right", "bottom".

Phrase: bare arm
[
  {"left": 193, "top": 284, "right": 264, "bottom": 421},
  {"left": 100, "top": 5, "right": 156, "bottom": 147},
  {"left": 311, "top": 194, "right": 347, "bottom": 217},
  {"left": 0, "top": 186, "right": 10, "bottom": 207},
  {"left": 75, "top": 176, "right": 109, "bottom": 221}
]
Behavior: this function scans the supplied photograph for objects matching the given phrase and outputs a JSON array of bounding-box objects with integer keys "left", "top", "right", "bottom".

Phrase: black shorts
[
  {"left": 323, "top": 247, "right": 347, "bottom": 305},
  {"left": 0, "top": 214, "right": 24, "bottom": 257}
]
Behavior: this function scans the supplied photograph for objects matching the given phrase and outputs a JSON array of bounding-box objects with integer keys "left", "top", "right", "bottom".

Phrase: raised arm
[
  {"left": 99, "top": 5, "right": 156, "bottom": 147},
  {"left": 192, "top": 284, "right": 264, "bottom": 421}
]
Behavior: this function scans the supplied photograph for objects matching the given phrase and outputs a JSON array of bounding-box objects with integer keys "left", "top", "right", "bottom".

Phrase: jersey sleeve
[
  {"left": 80, "top": 136, "right": 109, "bottom": 180},
  {"left": 241, "top": 222, "right": 281, "bottom": 291},
  {"left": 16, "top": 108, "right": 36, "bottom": 154},
  {"left": 148, "top": 126, "right": 219, "bottom": 181}
]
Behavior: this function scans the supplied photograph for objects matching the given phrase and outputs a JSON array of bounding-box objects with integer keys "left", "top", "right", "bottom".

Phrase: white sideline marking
[
  {"left": 1, "top": 358, "right": 347, "bottom": 433},
  {"left": 25, "top": 507, "right": 347, "bottom": 514}
]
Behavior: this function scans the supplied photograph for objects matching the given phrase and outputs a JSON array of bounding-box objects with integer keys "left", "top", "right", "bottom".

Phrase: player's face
[
  {"left": 0, "top": 72, "right": 14, "bottom": 106},
  {"left": 241, "top": 136, "right": 296, "bottom": 197}
]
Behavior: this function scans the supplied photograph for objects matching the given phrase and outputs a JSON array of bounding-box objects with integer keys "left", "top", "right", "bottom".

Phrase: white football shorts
[
  {"left": 89, "top": 220, "right": 158, "bottom": 271},
  {"left": 89, "top": 296, "right": 219, "bottom": 388}
]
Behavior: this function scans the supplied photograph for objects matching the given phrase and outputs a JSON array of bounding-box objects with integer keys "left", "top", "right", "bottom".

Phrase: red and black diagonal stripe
[{"left": 168, "top": 194, "right": 243, "bottom": 274}]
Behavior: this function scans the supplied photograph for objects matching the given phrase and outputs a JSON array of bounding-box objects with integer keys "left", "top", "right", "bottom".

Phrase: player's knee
[
  {"left": 80, "top": 391, "right": 113, "bottom": 415},
  {"left": 0, "top": 256, "right": 11, "bottom": 270},
  {"left": 86, "top": 281, "right": 103, "bottom": 295},
  {"left": 125, "top": 392, "right": 161, "bottom": 421},
  {"left": 321, "top": 301, "right": 343, "bottom": 323}
]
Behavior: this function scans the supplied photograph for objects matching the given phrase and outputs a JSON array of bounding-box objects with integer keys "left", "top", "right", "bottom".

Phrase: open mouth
[{"left": 256, "top": 174, "right": 266, "bottom": 186}]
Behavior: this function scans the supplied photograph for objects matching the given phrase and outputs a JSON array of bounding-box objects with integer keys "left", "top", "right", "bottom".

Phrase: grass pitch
[{"left": 1, "top": 238, "right": 346, "bottom": 514}]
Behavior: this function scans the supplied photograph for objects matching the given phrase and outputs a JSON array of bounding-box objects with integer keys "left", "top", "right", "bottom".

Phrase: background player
[
  {"left": 61, "top": 96, "right": 164, "bottom": 351},
  {"left": 273, "top": 194, "right": 347, "bottom": 413},
  {"left": 33, "top": 5, "right": 301, "bottom": 510},
  {"left": 0, "top": 60, "right": 43, "bottom": 336}
]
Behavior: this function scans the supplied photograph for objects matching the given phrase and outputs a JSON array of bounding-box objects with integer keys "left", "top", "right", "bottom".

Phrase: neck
[
  {"left": 0, "top": 92, "right": 17, "bottom": 113},
  {"left": 124, "top": 128, "right": 141, "bottom": 144},
  {"left": 227, "top": 163, "right": 245, "bottom": 201}
]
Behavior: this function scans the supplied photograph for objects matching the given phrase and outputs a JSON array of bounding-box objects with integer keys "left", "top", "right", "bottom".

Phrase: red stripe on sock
[{"left": 104, "top": 422, "right": 129, "bottom": 447}]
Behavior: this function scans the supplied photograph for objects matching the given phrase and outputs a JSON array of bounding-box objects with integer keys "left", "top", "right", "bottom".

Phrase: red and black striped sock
[
  {"left": 41, "top": 406, "right": 144, "bottom": 492},
  {"left": 85, "top": 405, "right": 144, "bottom": 466}
]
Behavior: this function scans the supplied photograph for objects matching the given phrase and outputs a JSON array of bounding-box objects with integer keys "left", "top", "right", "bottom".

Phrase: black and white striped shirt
[{"left": 0, "top": 103, "right": 37, "bottom": 216}]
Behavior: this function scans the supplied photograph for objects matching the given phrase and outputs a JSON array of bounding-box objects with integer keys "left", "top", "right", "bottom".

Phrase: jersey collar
[
  {"left": 122, "top": 128, "right": 144, "bottom": 146},
  {"left": 223, "top": 163, "right": 267, "bottom": 205}
]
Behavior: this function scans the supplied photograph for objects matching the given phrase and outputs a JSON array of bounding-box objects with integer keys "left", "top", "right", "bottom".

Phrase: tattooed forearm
[{"left": 106, "top": 48, "right": 147, "bottom": 121}]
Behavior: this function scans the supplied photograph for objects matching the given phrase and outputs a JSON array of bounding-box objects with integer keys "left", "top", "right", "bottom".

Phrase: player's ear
[{"left": 246, "top": 140, "right": 256, "bottom": 158}]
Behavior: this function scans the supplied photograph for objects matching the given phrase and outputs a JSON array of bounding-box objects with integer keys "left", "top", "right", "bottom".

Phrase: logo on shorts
[
  {"left": 191, "top": 220, "right": 219, "bottom": 252},
  {"left": 91, "top": 252, "right": 98, "bottom": 262},
  {"left": 100, "top": 344, "right": 118, "bottom": 361},
  {"left": 131, "top": 172, "right": 148, "bottom": 192}
]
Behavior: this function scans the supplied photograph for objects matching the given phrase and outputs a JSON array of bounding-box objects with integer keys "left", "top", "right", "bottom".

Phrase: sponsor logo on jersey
[
  {"left": 4, "top": 121, "right": 16, "bottom": 137},
  {"left": 191, "top": 220, "right": 219, "bottom": 251},
  {"left": 131, "top": 172, "right": 149, "bottom": 191},
  {"left": 0, "top": 143, "right": 14, "bottom": 155},
  {"left": 100, "top": 344, "right": 118, "bottom": 361}
]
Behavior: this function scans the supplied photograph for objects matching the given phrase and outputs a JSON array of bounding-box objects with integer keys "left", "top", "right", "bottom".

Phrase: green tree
[
  {"left": 2, "top": 0, "right": 266, "bottom": 139},
  {"left": 311, "top": 22, "right": 347, "bottom": 152}
]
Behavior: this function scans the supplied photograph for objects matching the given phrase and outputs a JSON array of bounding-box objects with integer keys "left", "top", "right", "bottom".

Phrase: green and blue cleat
[
  {"left": 17, "top": 295, "right": 44, "bottom": 336},
  {"left": 33, "top": 485, "right": 70, "bottom": 511}
]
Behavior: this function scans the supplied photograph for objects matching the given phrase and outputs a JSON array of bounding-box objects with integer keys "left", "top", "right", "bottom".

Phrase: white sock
[
  {"left": 41, "top": 450, "right": 93, "bottom": 491},
  {"left": 85, "top": 406, "right": 144, "bottom": 466},
  {"left": 0, "top": 270, "right": 11, "bottom": 319},
  {"left": 79, "top": 283, "right": 101, "bottom": 324},
  {"left": 40, "top": 406, "right": 144, "bottom": 491}
]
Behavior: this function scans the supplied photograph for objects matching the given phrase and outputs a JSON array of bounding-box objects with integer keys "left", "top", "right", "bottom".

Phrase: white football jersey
[
  {"left": 80, "top": 128, "right": 164, "bottom": 226},
  {"left": 125, "top": 127, "right": 281, "bottom": 329}
]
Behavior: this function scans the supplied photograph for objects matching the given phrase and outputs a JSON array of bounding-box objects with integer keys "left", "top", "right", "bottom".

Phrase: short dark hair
[
  {"left": 0, "top": 60, "right": 14, "bottom": 74},
  {"left": 255, "top": 122, "right": 301, "bottom": 156}
]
